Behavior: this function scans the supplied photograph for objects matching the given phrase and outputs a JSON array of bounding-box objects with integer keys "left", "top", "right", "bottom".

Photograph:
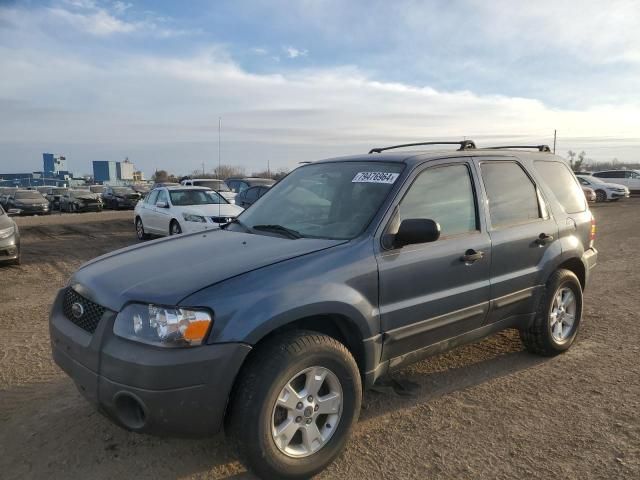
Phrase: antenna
[{"left": 218, "top": 117, "right": 221, "bottom": 218}]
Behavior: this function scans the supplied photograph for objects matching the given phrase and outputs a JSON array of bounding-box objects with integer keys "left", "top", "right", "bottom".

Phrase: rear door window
[
  {"left": 480, "top": 162, "right": 541, "bottom": 228},
  {"left": 534, "top": 161, "right": 586, "bottom": 213}
]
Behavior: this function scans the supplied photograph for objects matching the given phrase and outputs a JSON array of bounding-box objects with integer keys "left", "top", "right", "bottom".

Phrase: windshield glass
[
  {"left": 237, "top": 162, "right": 404, "bottom": 240},
  {"left": 51, "top": 188, "right": 67, "bottom": 195},
  {"left": 90, "top": 186, "right": 105, "bottom": 193},
  {"left": 193, "top": 180, "right": 230, "bottom": 191},
  {"left": 15, "top": 191, "right": 45, "bottom": 199},
  {"left": 112, "top": 187, "right": 133, "bottom": 195},
  {"left": 170, "top": 189, "right": 227, "bottom": 205}
]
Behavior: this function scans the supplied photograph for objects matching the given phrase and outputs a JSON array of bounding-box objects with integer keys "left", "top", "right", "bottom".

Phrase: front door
[{"left": 377, "top": 160, "right": 491, "bottom": 361}]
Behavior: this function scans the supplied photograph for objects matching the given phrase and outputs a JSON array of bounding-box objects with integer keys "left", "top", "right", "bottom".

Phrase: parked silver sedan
[{"left": 0, "top": 205, "right": 20, "bottom": 265}]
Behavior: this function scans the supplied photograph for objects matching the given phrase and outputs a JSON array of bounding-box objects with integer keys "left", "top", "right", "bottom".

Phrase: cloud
[
  {"left": 284, "top": 46, "right": 308, "bottom": 58},
  {"left": 47, "top": 6, "right": 135, "bottom": 35}
]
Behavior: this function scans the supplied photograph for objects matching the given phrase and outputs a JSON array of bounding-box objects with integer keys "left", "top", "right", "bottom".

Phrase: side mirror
[
  {"left": 394, "top": 219, "right": 440, "bottom": 248},
  {"left": 7, "top": 209, "right": 20, "bottom": 217},
  {"left": 155, "top": 201, "right": 168, "bottom": 208}
]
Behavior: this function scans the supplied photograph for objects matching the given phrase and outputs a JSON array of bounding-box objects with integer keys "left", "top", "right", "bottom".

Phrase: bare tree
[
  {"left": 251, "top": 168, "right": 290, "bottom": 180},
  {"left": 152, "top": 170, "right": 179, "bottom": 183}
]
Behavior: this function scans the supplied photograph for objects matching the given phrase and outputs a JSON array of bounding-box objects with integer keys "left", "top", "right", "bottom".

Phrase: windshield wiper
[{"left": 251, "top": 224, "right": 303, "bottom": 239}]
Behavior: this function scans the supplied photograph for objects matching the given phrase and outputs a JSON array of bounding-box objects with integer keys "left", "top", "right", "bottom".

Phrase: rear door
[
  {"left": 475, "top": 158, "right": 559, "bottom": 324},
  {"left": 377, "top": 159, "right": 491, "bottom": 361},
  {"left": 140, "top": 189, "right": 159, "bottom": 233}
]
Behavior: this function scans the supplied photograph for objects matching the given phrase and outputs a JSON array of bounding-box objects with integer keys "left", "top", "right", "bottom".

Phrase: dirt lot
[{"left": 1, "top": 203, "right": 639, "bottom": 480}]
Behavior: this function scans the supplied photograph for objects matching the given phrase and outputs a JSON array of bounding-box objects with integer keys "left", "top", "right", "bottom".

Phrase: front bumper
[
  {"left": 49, "top": 289, "right": 251, "bottom": 436},
  {"left": 611, "top": 191, "right": 629, "bottom": 199},
  {"left": 14, "top": 205, "right": 49, "bottom": 215},
  {"left": 0, "top": 234, "right": 19, "bottom": 261}
]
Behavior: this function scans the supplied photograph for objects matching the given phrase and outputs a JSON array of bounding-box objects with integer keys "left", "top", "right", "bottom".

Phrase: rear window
[{"left": 534, "top": 161, "right": 586, "bottom": 214}]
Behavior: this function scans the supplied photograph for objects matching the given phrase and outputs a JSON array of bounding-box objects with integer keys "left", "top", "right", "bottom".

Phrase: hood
[
  {"left": 181, "top": 203, "right": 243, "bottom": 217},
  {"left": 71, "top": 229, "right": 346, "bottom": 311},
  {"left": 14, "top": 198, "right": 46, "bottom": 205},
  {"left": 73, "top": 193, "right": 100, "bottom": 201}
]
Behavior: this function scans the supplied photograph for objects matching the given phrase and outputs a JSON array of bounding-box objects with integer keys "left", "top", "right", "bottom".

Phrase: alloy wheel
[
  {"left": 271, "top": 366, "right": 343, "bottom": 458},
  {"left": 550, "top": 286, "right": 577, "bottom": 342}
]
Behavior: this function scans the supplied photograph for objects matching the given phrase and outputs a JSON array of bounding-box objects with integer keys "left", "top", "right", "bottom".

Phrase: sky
[{"left": 0, "top": 0, "right": 639, "bottom": 177}]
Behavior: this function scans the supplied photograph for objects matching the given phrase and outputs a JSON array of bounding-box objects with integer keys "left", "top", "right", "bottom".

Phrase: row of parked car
[{"left": 132, "top": 177, "right": 276, "bottom": 238}]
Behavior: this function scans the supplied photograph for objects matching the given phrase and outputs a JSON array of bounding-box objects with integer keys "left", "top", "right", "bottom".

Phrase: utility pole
[
  {"left": 218, "top": 117, "right": 222, "bottom": 177},
  {"left": 553, "top": 129, "right": 557, "bottom": 154},
  {"left": 202, "top": 162, "right": 205, "bottom": 176},
  {"left": 268, "top": 159, "right": 271, "bottom": 178}
]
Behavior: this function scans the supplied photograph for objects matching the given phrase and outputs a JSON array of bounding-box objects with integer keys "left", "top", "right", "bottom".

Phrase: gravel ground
[{"left": 0, "top": 203, "right": 638, "bottom": 480}]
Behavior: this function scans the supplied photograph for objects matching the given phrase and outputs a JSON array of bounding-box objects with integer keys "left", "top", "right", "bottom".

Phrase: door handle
[
  {"left": 536, "top": 233, "right": 554, "bottom": 245},
  {"left": 460, "top": 249, "right": 484, "bottom": 264}
]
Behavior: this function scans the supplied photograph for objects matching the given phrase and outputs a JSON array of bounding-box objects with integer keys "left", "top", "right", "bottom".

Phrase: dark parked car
[
  {"left": 226, "top": 177, "right": 275, "bottom": 194},
  {"left": 50, "top": 141, "right": 597, "bottom": 479},
  {"left": 45, "top": 187, "right": 69, "bottom": 210},
  {"left": 7, "top": 190, "right": 50, "bottom": 215},
  {"left": 60, "top": 190, "right": 103, "bottom": 213},
  {"left": 0, "top": 205, "right": 20, "bottom": 265},
  {"left": 0, "top": 188, "right": 17, "bottom": 209},
  {"left": 235, "top": 184, "right": 271, "bottom": 208},
  {"left": 102, "top": 186, "right": 141, "bottom": 210}
]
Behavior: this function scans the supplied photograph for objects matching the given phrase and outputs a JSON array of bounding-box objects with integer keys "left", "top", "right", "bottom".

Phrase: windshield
[
  {"left": 15, "top": 191, "right": 44, "bottom": 199},
  {"left": 51, "top": 188, "right": 67, "bottom": 195},
  {"left": 112, "top": 187, "right": 134, "bottom": 195},
  {"left": 170, "top": 189, "right": 227, "bottom": 205},
  {"left": 237, "top": 162, "right": 404, "bottom": 240},
  {"left": 90, "top": 186, "right": 105, "bottom": 193},
  {"left": 193, "top": 180, "right": 230, "bottom": 191}
]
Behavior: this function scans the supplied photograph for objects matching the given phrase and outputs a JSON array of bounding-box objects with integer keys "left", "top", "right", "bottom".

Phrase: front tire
[
  {"left": 595, "top": 189, "right": 607, "bottom": 202},
  {"left": 520, "top": 269, "right": 583, "bottom": 356},
  {"left": 169, "top": 220, "right": 182, "bottom": 235},
  {"left": 135, "top": 217, "right": 150, "bottom": 240},
  {"left": 227, "top": 331, "right": 362, "bottom": 480}
]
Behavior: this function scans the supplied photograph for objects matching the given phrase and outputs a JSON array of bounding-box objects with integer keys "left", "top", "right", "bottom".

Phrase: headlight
[
  {"left": 0, "top": 225, "right": 14, "bottom": 239},
  {"left": 113, "top": 303, "right": 212, "bottom": 347},
  {"left": 183, "top": 213, "right": 206, "bottom": 223}
]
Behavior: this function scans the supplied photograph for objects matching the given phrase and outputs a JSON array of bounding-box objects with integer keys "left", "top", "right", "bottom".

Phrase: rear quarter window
[{"left": 534, "top": 161, "right": 586, "bottom": 214}]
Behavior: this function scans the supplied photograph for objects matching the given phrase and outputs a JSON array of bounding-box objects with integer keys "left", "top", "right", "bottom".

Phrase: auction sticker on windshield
[{"left": 352, "top": 172, "right": 399, "bottom": 184}]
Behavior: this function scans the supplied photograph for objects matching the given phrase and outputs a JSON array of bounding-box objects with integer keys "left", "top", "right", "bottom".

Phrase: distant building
[
  {"left": 43, "top": 153, "right": 66, "bottom": 175},
  {"left": 133, "top": 170, "right": 145, "bottom": 182},
  {"left": 120, "top": 158, "right": 135, "bottom": 180},
  {"left": 93, "top": 161, "right": 120, "bottom": 183}
]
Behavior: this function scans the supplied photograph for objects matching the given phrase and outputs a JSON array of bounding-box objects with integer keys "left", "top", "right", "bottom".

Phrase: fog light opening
[{"left": 113, "top": 392, "right": 147, "bottom": 430}]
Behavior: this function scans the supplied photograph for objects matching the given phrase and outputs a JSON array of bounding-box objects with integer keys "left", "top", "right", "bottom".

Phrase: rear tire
[
  {"left": 520, "top": 269, "right": 583, "bottom": 356},
  {"left": 595, "top": 189, "right": 607, "bottom": 202},
  {"left": 227, "top": 331, "right": 361, "bottom": 480}
]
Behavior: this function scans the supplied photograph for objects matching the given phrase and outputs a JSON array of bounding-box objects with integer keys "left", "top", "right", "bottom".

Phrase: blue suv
[{"left": 50, "top": 141, "right": 597, "bottom": 479}]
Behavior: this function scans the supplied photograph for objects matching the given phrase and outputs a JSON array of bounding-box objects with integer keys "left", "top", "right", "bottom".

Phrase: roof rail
[
  {"left": 368, "top": 140, "right": 476, "bottom": 154},
  {"left": 484, "top": 145, "right": 552, "bottom": 153}
]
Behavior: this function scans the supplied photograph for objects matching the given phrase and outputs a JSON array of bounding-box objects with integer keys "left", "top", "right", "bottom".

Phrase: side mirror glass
[{"left": 394, "top": 218, "right": 440, "bottom": 248}]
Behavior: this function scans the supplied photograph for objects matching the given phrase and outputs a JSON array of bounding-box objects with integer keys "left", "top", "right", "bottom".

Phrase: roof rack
[
  {"left": 368, "top": 140, "right": 476, "bottom": 154},
  {"left": 484, "top": 145, "right": 552, "bottom": 153}
]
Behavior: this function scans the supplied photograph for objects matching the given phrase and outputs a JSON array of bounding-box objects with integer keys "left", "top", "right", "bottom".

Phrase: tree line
[
  {"left": 567, "top": 150, "right": 639, "bottom": 172},
  {"left": 152, "top": 164, "right": 290, "bottom": 183}
]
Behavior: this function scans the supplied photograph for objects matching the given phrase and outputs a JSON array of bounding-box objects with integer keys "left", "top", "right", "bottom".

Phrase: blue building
[
  {"left": 43, "top": 153, "right": 66, "bottom": 175},
  {"left": 93, "top": 161, "right": 120, "bottom": 183}
]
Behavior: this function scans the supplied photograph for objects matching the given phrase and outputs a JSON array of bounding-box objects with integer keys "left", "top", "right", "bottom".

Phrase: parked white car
[
  {"left": 180, "top": 178, "right": 237, "bottom": 204},
  {"left": 591, "top": 170, "right": 640, "bottom": 194},
  {"left": 576, "top": 175, "right": 630, "bottom": 202},
  {"left": 134, "top": 186, "right": 243, "bottom": 239}
]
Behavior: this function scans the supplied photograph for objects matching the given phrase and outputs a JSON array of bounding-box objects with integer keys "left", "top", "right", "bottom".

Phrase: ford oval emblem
[{"left": 71, "top": 302, "right": 85, "bottom": 319}]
